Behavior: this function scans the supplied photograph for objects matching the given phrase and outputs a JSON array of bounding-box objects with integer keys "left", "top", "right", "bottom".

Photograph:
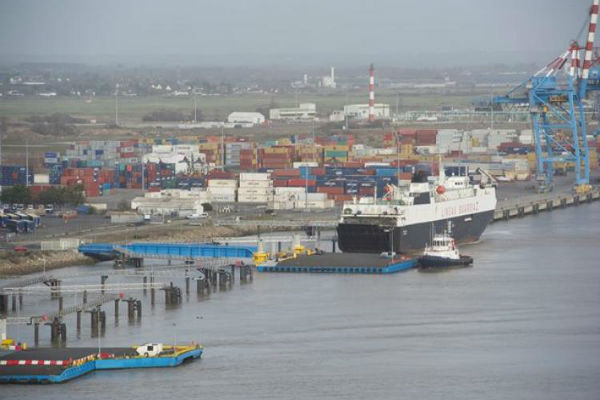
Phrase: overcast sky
[{"left": 0, "top": 0, "right": 593, "bottom": 66}]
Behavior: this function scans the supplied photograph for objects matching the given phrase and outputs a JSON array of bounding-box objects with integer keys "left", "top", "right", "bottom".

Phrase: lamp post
[{"left": 115, "top": 84, "right": 119, "bottom": 126}]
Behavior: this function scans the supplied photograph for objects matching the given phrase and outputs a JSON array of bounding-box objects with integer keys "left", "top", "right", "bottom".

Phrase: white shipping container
[
  {"left": 238, "top": 180, "right": 272, "bottom": 188},
  {"left": 207, "top": 187, "right": 237, "bottom": 194},
  {"left": 275, "top": 187, "right": 306, "bottom": 195},
  {"left": 238, "top": 194, "right": 270, "bottom": 203},
  {"left": 238, "top": 187, "right": 271, "bottom": 196},
  {"left": 210, "top": 193, "right": 236, "bottom": 202},
  {"left": 292, "top": 161, "right": 319, "bottom": 168},
  {"left": 239, "top": 172, "right": 270, "bottom": 181},
  {"left": 306, "top": 193, "right": 327, "bottom": 201},
  {"left": 44, "top": 157, "right": 59, "bottom": 164},
  {"left": 34, "top": 173, "right": 50, "bottom": 184},
  {"left": 208, "top": 179, "right": 238, "bottom": 188}
]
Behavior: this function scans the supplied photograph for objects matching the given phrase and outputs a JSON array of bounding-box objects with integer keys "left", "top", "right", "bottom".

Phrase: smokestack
[
  {"left": 330, "top": 67, "right": 335, "bottom": 82},
  {"left": 368, "top": 63, "right": 375, "bottom": 122}
]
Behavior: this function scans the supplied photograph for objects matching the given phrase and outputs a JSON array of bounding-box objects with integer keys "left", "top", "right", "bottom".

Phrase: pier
[{"left": 492, "top": 189, "right": 600, "bottom": 222}]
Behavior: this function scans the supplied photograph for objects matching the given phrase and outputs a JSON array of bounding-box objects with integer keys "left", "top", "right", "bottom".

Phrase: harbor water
[{"left": 4, "top": 202, "right": 600, "bottom": 399}]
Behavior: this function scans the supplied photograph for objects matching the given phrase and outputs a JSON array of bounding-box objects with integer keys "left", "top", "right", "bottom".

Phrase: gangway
[{"left": 79, "top": 242, "right": 257, "bottom": 261}]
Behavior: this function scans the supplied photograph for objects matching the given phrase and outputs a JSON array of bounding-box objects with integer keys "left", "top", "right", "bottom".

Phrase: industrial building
[
  {"left": 320, "top": 67, "right": 336, "bottom": 88},
  {"left": 342, "top": 104, "right": 390, "bottom": 120},
  {"left": 269, "top": 103, "right": 316, "bottom": 121},
  {"left": 227, "top": 112, "right": 265, "bottom": 125}
]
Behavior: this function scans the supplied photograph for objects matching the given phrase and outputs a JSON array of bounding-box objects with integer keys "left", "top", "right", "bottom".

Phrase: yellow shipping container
[
  {"left": 199, "top": 143, "right": 220, "bottom": 150},
  {"left": 264, "top": 147, "right": 290, "bottom": 154},
  {"left": 323, "top": 145, "right": 350, "bottom": 151},
  {"left": 400, "top": 144, "right": 413, "bottom": 155}
]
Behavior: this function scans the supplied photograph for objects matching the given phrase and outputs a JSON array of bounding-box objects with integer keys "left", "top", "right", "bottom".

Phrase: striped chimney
[
  {"left": 368, "top": 63, "right": 375, "bottom": 122},
  {"left": 582, "top": 0, "right": 599, "bottom": 79}
]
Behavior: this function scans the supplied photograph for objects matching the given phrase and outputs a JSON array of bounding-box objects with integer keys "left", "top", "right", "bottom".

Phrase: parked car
[
  {"left": 13, "top": 246, "right": 28, "bottom": 252},
  {"left": 186, "top": 212, "right": 208, "bottom": 219}
]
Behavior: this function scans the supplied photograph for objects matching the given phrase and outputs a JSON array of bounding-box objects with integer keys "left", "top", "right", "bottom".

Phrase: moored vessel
[
  {"left": 337, "top": 163, "right": 496, "bottom": 254},
  {"left": 418, "top": 231, "right": 473, "bottom": 268}
]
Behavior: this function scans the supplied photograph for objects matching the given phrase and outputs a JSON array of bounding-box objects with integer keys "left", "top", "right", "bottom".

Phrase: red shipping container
[
  {"left": 358, "top": 187, "right": 375, "bottom": 196},
  {"left": 344, "top": 161, "right": 364, "bottom": 168},
  {"left": 272, "top": 169, "right": 301, "bottom": 177},
  {"left": 288, "top": 179, "right": 316, "bottom": 187},
  {"left": 273, "top": 179, "right": 288, "bottom": 187},
  {"left": 311, "top": 168, "right": 326, "bottom": 176},
  {"left": 317, "top": 186, "right": 344, "bottom": 195}
]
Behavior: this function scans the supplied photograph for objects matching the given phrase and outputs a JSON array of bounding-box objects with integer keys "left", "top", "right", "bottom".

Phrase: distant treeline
[
  {"left": 142, "top": 108, "right": 204, "bottom": 122},
  {"left": 24, "top": 113, "right": 83, "bottom": 136}
]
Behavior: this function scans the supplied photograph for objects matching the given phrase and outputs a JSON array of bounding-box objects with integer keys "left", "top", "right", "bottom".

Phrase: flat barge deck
[
  {"left": 257, "top": 253, "right": 417, "bottom": 274},
  {"left": 0, "top": 344, "right": 203, "bottom": 384}
]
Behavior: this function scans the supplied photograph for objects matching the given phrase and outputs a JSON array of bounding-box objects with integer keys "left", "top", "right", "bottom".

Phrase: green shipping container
[{"left": 324, "top": 150, "right": 348, "bottom": 158}]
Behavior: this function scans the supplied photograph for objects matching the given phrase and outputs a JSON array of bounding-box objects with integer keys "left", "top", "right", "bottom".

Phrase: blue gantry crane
[{"left": 493, "top": 0, "right": 599, "bottom": 193}]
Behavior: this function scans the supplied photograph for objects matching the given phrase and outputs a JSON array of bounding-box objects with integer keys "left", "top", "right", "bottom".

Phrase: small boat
[{"left": 419, "top": 232, "right": 473, "bottom": 268}]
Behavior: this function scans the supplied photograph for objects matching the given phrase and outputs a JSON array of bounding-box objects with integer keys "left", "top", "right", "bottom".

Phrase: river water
[{"left": 4, "top": 202, "right": 600, "bottom": 399}]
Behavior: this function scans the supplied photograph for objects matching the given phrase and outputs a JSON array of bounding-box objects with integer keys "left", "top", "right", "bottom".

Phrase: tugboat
[{"left": 419, "top": 232, "right": 473, "bottom": 268}]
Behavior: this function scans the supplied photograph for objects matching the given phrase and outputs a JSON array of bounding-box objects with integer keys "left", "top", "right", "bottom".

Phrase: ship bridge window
[{"left": 413, "top": 192, "right": 430, "bottom": 205}]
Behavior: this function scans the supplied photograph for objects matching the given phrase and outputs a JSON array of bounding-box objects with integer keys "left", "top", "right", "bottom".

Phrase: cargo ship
[{"left": 337, "top": 167, "right": 496, "bottom": 254}]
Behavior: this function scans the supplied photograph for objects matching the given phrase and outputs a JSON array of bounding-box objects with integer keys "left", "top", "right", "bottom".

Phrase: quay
[
  {"left": 257, "top": 253, "right": 417, "bottom": 274},
  {"left": 0, "top": 344, "right": 203, "bottom": 384},
  {"left": 492, "top": 189, "right": 600, "bottom": 222}
]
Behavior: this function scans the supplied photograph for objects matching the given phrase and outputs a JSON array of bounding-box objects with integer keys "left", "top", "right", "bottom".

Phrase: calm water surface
[{"left": 4, "top": 202, "right": 600, "bottom": 399}]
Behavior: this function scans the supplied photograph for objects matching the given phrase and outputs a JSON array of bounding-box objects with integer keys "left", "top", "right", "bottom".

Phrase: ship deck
[
  {"left": 0, "top": 347, "right": 137, "bottom": 377},
  {"left": 258, "top": 253, "right": 417, "bottom": 274}
]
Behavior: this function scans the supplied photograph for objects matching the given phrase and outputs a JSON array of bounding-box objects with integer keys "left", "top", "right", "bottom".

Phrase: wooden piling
[{"left": 34, "top": 323, "right": 39, "bottom": 346}]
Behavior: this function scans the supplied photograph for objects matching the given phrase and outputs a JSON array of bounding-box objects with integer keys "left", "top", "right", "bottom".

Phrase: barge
[
  {"left": 0, "top": 344, "right": 203, "bottom": 384},
  {"left": 257, "top": 252, "right": 418, "bottom": 274}
]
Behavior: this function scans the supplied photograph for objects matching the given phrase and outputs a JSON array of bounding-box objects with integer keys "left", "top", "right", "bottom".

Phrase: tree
[
  {"left": 63, "top": 185, "right": 85, "bottom": 205},
  {"left": 0, "top": 185, "right": 33, "bottom": 204},
  {"left": 37, "top": 187, "right": 64, "bottom": 205},
  {"left": 117, "top": 199, "right": 130, "bottom": 211}
]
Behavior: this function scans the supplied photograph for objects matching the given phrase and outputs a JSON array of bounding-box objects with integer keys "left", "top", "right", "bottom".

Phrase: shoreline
[{"left": 1, "top": 223, "right": 298, "bottom": 277}]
